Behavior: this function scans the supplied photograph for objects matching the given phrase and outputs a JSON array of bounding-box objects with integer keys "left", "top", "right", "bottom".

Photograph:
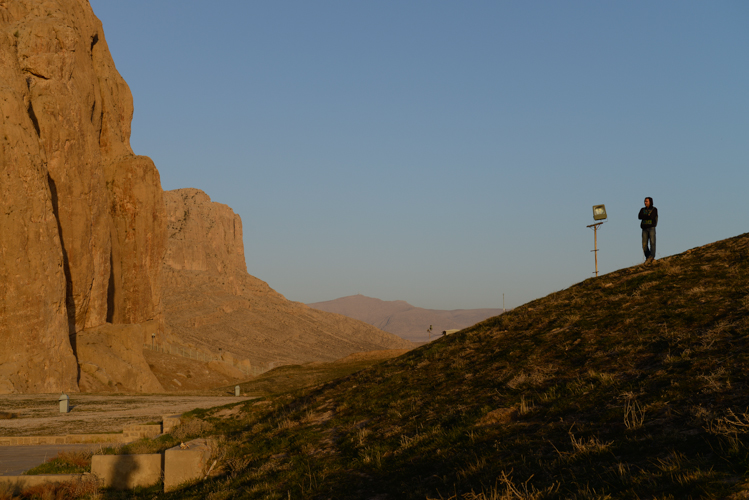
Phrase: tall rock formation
[
  {"left": 0, "top": 0, "right": 164, "bottom": 393},
  {"left": 0, "top": 1, "right": 408, "bottom": 394},
  {"left": 162, "top": 189, "right": 413, "bottom": 369}
]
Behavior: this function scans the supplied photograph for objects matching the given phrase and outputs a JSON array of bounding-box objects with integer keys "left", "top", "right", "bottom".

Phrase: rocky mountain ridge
[{"left": 308, "top": 294, "right": 504, "bottom": 342}]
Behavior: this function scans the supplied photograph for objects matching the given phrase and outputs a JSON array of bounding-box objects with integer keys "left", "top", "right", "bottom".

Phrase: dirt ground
[
  {"left": 0, "top": 394, "right": 252, "bottom": 437},
  {"left": 0, "top": 349, "right": 410, "bottom": 439}
]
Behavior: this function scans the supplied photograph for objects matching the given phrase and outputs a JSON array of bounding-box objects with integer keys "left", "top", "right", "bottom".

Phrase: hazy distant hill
[{"left": 307, "top": 294, "right": 504, "bottom": 342}]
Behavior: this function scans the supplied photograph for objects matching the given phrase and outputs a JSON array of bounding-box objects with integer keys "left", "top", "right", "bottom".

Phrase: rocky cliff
[
  {"left": 0, "top": 0, "right": 163, "bottom": 393},
  {"left": 162, "top": 189, "right": 414, "bottom": 369},
  {"left": 0, "top": 1, "right": 409, "bottom": 394}
]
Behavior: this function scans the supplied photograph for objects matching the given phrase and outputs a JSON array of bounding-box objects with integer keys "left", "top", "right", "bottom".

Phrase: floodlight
[{"left": 592, "top": 204, "right": 607, "bottom": 221}]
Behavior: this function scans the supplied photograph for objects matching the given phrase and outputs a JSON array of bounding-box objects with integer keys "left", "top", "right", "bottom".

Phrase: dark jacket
[{"left": 638, "top": 200, "right": 658, "bottom": 229}]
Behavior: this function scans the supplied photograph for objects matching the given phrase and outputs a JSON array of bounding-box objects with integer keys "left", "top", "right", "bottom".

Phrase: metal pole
[
  {"left": 586, "top": 222, "right": 603, "bottom": 277},
  {"left": 594, "top": 225, "right": 598, "bottom": 277}
]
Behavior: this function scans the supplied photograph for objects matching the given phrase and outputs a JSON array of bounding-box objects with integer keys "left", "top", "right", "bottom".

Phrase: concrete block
[
  {"left": 91, "top": 454, "right": 162, "bottom": 489},
  {"left": 162, "top": 415, "right": 181, "bottom": 434},
  {"left": 163, "top": 438, "right": 214, "bottom": 492}
]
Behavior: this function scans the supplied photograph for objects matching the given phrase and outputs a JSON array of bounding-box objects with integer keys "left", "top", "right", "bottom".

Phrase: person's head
[{"left": 644, "top": 197, "right": 653, "bottom": 207}]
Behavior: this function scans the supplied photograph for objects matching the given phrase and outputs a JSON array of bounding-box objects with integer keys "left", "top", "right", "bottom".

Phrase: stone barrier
[
  {"left": 122, "top": 423, "right": 162, "bottom": 441},
  {"left": 163, "top": 438, "right": 215, "bottom": 492},
  {"left": 162, "top": 415, "right": 181, "bottom": 434},
  {"left": 91, "top": 454, "right": 162, "bottom": 489},
  {"left": 0, "top": 434, "right": 121, "bottom": 446},
  {"left": 0, "top": 423, "right": 164, "bottom": 447}
]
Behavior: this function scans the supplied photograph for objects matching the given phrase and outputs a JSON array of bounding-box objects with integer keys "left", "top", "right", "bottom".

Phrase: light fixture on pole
[{"left": 587, "top": 205, "right": 607, "bottom": 277}]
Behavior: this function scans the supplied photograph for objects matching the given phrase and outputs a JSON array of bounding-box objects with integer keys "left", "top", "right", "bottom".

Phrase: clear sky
[{"left": 90, "top": 1, "right": 748, "bottom": 310}]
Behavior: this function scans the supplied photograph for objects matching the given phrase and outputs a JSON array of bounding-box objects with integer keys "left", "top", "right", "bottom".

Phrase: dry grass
[
  {"left": 115, "top": 232, "right": 749, "bottom": 500},
  {"left": 23, "top": 449, "right": 93, "bottom": 475},
  {"left": 0, "top": 476, "right": 100, "bottom": 500},
  {"left": 428, "top": 470, "right": 559, "bottom": 500},
  {"left": 623, "top": 398, "right": 646, "bottom": 430},
  {"left": 567, "top": 432, "right": 613, "bottom": 456},
  {"left": 171, "top": 417, "right": 215, "bottom": 441}
]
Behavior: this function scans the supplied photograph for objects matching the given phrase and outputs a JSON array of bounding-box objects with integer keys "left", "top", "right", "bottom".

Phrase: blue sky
[{"left": 90, "top": 1, "right": 749, "bottom": 310}]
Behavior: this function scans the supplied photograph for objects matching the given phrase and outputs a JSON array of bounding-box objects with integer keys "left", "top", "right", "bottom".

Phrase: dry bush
[
  {"left": 428, "top": 470, "right": 559, "bottom": 499},
  {"left": 588, "top": 370, "right": 616, "bottom": 385},
  {"left": 172, "top": 417, "right": 215, "bottom": 441},
  {"left": 457, "top": 456, "right": 488, "bottom": 480},
  {"left": 688, "top": 286, "right": 707, "bottom": 295},
  {"left": 0, "top": 412, "right": 18, "bottom": 420},
  {"left": 359, "top": 446, "right": 382, "bottom": 467},
  {"left": 225, "top": 455, "right": 252, "bottom": 475},
  {"left": 623, "top": 398, "right": 646, "bottom": 430},
  {"left": 638, "top": 281, "right": 658, "bottom": 292},
  {"left": 565, "top": 314, "right": 581, "bottom": 325},
  {"left": 518, "top": 396, "right": 534, "bottom": 416},
  {"left": 568, "top": 433, "right": 613, "bottom": 456},
  {"left": 2, "top": 476, "right": 100, "bottom": 500},
  {"left": 52, "top": 449, "right": 92, "bottom": 468},
  {"left": 706, "top": 409, "right": 749, "bottom": 436},
  {"left": 663, "top": 263, "right": 681, "bottom": 275},
  {"left": 698, "top": 368, "right": 731, "bottom": 393},
  {"left": 276, "top": 418, "right": 296, "bottom": 431},
  {"left": 507, "top": 370, "right": 549, "bottom": 389},
  {"left": 356, "top": 427, "right": 370, "bottom": 446},
  {"left": 705, "top": 409, "right": 749, "bottom": 455},
  {"left": 615, "top": 462, "right": 632, "bottom": 481}
]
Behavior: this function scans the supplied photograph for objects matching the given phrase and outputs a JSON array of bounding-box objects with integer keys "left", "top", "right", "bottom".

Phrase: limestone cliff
[
  {"left": 0, "top": 0, "right": 164, "bottom": 393},
  {"left": 0, "top": 0, "right": 408, "bottom": 394},
  {"left": 162, "top": 189, "right": 414, "bottom": 369}
]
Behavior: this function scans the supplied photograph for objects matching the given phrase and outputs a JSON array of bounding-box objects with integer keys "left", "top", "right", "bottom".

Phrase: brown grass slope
[{"left": 125, "top": 232, "right": 749, "bottom": 500}]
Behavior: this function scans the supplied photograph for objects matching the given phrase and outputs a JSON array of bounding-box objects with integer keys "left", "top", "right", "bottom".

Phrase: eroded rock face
[
  {"left": 76, "top": 322, "right": 164, "bottom": 393},
  {"left": 162, "top": 189, "right": 414, "bottom": 369},
  {"left": 164, "top": 188, "right": 246, "bottom": 277},
  {"left": 0, "top": 0, "right": 166, "bottom": 393},
  {"left": 106, "top": 155, "right": 166, "bottom": 326}
]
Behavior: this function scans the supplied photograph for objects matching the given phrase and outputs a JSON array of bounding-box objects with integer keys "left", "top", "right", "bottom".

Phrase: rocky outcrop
[
  {"left": 0, "top": 0, "right": 165, "bottom": 393},
  {"left": 162, "top": 189, "right": 414, "bottom": 369},
  {"left": 165, "top": 188, "right": 246, "bottom": 277}
]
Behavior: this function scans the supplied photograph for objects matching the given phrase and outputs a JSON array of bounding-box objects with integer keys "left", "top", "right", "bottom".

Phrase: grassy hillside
[{"left": 128, "top": 233, "right": 749, "bottom": 499}]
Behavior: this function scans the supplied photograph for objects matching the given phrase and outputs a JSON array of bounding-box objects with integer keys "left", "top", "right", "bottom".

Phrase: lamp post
[
  {"left": 587, "top": 205, "right": 607, "bottom": 277},
  {"left": 151, "top": 333, "right": 155, "bottom": 350}
]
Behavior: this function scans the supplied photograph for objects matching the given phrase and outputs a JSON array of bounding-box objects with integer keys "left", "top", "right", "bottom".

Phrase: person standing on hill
[{"left": 639, "top": 197, "right": 658, "bottom": 264}]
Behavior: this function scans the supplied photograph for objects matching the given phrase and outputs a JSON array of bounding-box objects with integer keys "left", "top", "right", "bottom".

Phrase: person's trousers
[{"left": 642, "top": 227, "right": 656, "bottom": 259}]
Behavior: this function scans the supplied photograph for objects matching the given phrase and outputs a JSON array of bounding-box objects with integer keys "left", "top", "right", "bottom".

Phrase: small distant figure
[{"left": 638, "top": 197, "right": 658, "bottom": 264}]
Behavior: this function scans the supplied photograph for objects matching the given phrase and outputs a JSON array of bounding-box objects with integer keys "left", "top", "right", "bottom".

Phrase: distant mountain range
[{"left": 307, "top": 294, "right": 505, "bottom": 342}]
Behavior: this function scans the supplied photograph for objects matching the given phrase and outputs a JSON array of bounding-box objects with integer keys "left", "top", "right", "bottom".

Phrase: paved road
[{"left": 0, "top": 444, "right": 102, "bottom": 476}]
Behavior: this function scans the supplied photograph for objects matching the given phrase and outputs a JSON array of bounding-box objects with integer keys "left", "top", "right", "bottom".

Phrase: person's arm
[
  {"left": 638, "top": 208, "right": 646, "bottom": 220},
  {"left": 652, "top": 207, "right": 658, "bottom": 226}
]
